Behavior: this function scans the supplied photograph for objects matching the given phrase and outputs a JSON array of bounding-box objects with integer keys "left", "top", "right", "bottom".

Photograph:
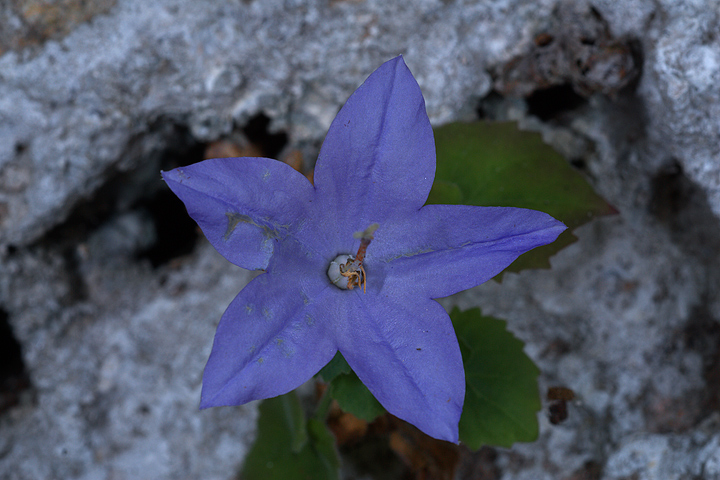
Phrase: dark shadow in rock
[
  {"left": 134, "top": 125, "right": 208, "bottom": 267},
  {"left": 339, "top": 433, "right": 408, "bottom": 480},
  {"left": 476, "top": 91, "right": 508, "bottom": 120},
  {"left": 41, "top": 121, "right": 205, "bottom": 248},
  {"left": 242, "top": 113, "right": 289, "bottom": 159},
  {"left": 684, "top": 304, "right": 720, "bottom": 417},
  {"left": 40, "top": 172, "right": 125, "bottom": 249},
  {"left": 137, "top": 113, "right": 291, "bottom": 267},
  {"left": 570, "top": 158, "right": 587, "bottom": 170},
  {"left": 135, "top": 189, "right": 199, "bottom": 268},
  {"left": 526, "top": 84, "right": 587, "bottom": 121},
  {"left": 566, "top": 460, "right": 603, "bottom": 480},
  {"left": 647, "top": 241, "right": 720, "bottom": 431},
  {"left": 650, "top": 161, "right": 720, "bottom": 262},
  {"left": 0, "top": 308, "right": 32, "bottom": 415},
  {"left": 494, "top": 2, "right": 642, "bottom": 99},
  {"left": 30, "top": 113, "right": 291, "bottom": 271},
  {"left": 455, "top": 446, "right": 502, "bottom": 480},
  {"left": 32, "top": 121, "right": 207, "bottom": 270},
  {"left": 61, "top": 245, "right": 88, "bottom": 303}
]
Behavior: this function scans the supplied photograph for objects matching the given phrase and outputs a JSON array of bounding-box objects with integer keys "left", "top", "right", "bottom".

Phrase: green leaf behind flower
[
  {"left": 317, "top": 351, "right": 386, "bottom": 423},
  {"left": 241, "top": 391, "right": 340, "bottom": 480},
  {"left": 317, "top": 351, "right": 352, "bottom": 383},
  {"left": 428, "top": 121, "right": 616, "bottom": 273},
  {"left": 451, "top": 307, "right": 541, "bottom": 449},
  {"left": 328, "top": 370, "right": 386, "bottom": 422}
]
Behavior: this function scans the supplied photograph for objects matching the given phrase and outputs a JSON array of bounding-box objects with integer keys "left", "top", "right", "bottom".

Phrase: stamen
[
  {"left": 326, "top": 223, "right": 379, "bottom": 293},
  {"left": 339, "top": 261, "right": 365, "bottom": 293}
]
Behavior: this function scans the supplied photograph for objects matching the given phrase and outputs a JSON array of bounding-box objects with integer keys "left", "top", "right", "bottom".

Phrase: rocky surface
[
  {"left": 1, "top": 0, "right": 720, "bottom": 479},
  {"left": 0, "top": 235, "right": 258, "bottom": 479}
]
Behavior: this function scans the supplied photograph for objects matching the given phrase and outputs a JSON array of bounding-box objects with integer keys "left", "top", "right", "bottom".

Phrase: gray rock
[
  {"left": 447, "top": 213, "right": 709, "bottom": 478},
  {"left": 1, "top": 239, "right": 257, "bottom": 480},
  {"left": 0, "top": 0, "right": 557, "bottom": 247},
  {"left": 637, "top": 1, "right": 720, "bottom": 217},
  {"left": 604, "top": 415, "right": 720, "bottom": 479},
  {"left": 1, "top": 0, "right": 720, "bottom": 479}
]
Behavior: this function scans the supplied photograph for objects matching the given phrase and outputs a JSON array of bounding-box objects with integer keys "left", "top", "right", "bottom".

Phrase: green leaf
[
  {"left": 241, "top": 392, "right": 340, "bottom": 480},
  {"left": 429, "top": 121, "right": 616, "bottom": 274},
  {"left": 307, "top": 418, "right": 341, "bottom": 473},
  {"left": 317, "top": 351, "right": 352, "bottom": 383},
  {"left": 451, "top": 307, "right": 541, "bottom": 449},
  {"left": 316, "top": 352, "right": 385, "bottom": 422},
  {"left": 328, "top": 371, "right": 386, "bottom": 422}
]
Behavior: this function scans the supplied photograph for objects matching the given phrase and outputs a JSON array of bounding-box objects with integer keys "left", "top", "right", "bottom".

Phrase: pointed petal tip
[
  {"left": 199, "top": 390, "right": 222, "bottom": 410},
  {"left": 160, "top": 167, "right": 184, "bottom": 185},
  {"left": 437, "top": 425, "right": 460, "bottom": 444},
  {"left": 384, "top": 54, "right": 412, "bottom": 77},
  {"left": 387, "top": 54, "right": 405, "bottom": 66},
  {"left": 535, "top": 212, "right": 568, "bottom": 241},
  {"left": 338, "top": 299, "right": 464, "bottom": 443},
  {"left": 553, "top": 218, "right": 569, "bottom": 237},
  {"left": 313, "top": 53, "right": 434, "bottom": 221},
  {"left": 417, "top": 415, "right": 460, "bottom": 443},
  {"left": 198, "top": 385, "right": 249, "bottom": 410},
  {"left": 159, "top": 170, "right": 174, "bottom": 186}
]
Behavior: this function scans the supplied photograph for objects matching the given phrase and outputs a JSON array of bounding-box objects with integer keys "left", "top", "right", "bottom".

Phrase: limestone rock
[{"left": 1, "top": 0, "right": 720, "bottom": 479}]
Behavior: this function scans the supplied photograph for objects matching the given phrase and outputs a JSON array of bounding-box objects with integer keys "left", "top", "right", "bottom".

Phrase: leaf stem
[{"left": 313, "top": 384, "right": 334, "bottom": 421}]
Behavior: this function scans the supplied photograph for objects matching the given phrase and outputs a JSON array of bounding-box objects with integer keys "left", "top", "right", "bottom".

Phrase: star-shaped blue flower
[{"left": 162, "top": 56, "right": 566, "bottom": 442}]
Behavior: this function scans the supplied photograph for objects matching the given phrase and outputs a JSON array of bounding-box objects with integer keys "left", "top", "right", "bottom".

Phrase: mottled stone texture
[
  {"left": 1, "top": 0, "right": 719, "bottom": 479},
  {"left": 0, "top": 0, "right": 117, "bottom": 54}
]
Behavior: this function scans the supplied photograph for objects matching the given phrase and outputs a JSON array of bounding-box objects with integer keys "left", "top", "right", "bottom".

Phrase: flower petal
[
  {"left": 200, "top": 237, "right": 336, "bottom": 408},
  {"left": 371, "top": 204, "right": 567, "bottom": 298},
  {"left": 312, "top": 56, "right": 435, "bottom": 246},
  {"left": 162, "top": 157, "right": 315, "bottom": 270},
  {"left": 334, "top": 289, "right": 464, "bottom": 442}
]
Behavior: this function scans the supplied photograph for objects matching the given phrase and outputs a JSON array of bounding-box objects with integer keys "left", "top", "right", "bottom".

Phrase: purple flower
[{"left": 162, "top": 57, "right": 566, "bottom": 442}]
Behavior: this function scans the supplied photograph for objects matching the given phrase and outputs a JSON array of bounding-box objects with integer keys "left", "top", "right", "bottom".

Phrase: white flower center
[
  {"left": 326, "top": 224, "right": 378, "bottom": 293},
  {"left": 327, "top": 254, "right": 356, "bottom": 290}
]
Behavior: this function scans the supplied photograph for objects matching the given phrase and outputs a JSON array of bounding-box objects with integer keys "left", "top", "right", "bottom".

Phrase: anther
[{"left": 327, "top": 223, "right": 379, "bottom": 293}]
